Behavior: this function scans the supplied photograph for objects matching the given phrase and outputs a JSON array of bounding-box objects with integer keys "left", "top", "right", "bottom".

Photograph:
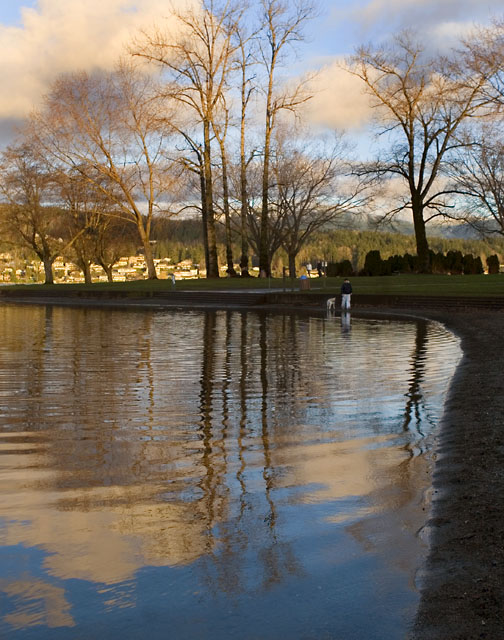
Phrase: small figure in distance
[
  {"left": 317, "top": 261, "right": 323, "bottom": 277},
  {"left": 306, "top": 262, "right": 312, "bottom": 277},
  {"left": 341, "top": 278, "right": 352, "bottom": 311}
]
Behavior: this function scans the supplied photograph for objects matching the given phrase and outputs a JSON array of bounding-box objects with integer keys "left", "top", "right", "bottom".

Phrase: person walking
[{"left": 341, "top": 278, "right": 352, "bottom": 310}]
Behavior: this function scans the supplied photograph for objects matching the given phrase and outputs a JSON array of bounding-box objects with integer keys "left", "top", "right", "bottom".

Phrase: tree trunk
[
  {"left": 224, "top": 217, "right": 236, "bottom": 275},
  {"left": 239, "top": 197, "right": 250, "bottom": 276},
  {"left": 206, "top": 220, "right": 219, "bottom": 278},
  {"left": 259, "top": 127, "right": 271, "bottom": 277},
  {"left": 259, "top": 37, "right": 276, "bottom": 279},
  {"left": 288, "top": 252, "right": 297, "bottom": 279},
  {"left": 220, "top": 142, "right": 236, "bottom": 277},
  {"left": 199, "top": 165, "right": 210, "bottom": 276},
  {"left": 82, "top": 261, "right": 92, "bottom": 284},
  {"left": 224, "top": 201, "right": 237, "bottom": 278},
  {"left": 239, "top": 199, "right": 250, "bottom": 277},
  {"left": 101, "top": 263, "right": 114, "bottom": 282},
  {"left": 143, "top": 239, "right": 157, "bottom": 279},
  {"left": 412, "top": 195, "right": 431, "bottom": 273},
  {"left": 203, "top": 121, "right": 219, "bottom": 278},
  {"left": 136, "top": 221, "right": 157, "bottom": 279},
  {"left": 42, "top": 258, "right": 54, "bottom": 284},
  {"left": 239, "top": 68, "right": 250, "bottom": 278}
]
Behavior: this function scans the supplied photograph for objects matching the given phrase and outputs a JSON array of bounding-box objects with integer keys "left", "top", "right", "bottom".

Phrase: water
[{"left": 0, "top": 304, "right": 461, "bottom": 639}]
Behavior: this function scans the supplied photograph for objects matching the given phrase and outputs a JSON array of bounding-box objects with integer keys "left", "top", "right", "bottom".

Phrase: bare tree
[
  {"left": 56, "top": 170, "right": 103, "bottom": 283},
  {"left": 348, "top": 32, "right": 501, "bottom": 271},
  {"left": 31, "top": 62, "right": 175, "bottom": 280},
  {"left": 272, "top": 135, "right": 367, "bottom": 277},
  {"left": 93, "top": 215, "right": 137, "bottom": 282},
  {"left": 213, "top": 16, "right": 259, "bottom": 278},
  {"left": 235, "top": 17, "right": 259, "bottom": 277},
  {"left": 462, "top": 19, "right": 504, "bottom": 109},
  {"left": 174, "top": 131, "right": 211, "bottom": 272},
  {"left": 213, "top": 104, "right": 237, "bottom": 276},
  {"left": 133, "top": 0, "right": 244, "bottom": 278},
  {"left": 0, "top": 144, "right": 83, "bottom": 284},
  {"left": 257, "top": 0, "right": 316, "bottom": 277},
  {"left": 447, "top": 125, "right": 504, "bottom": 236},
  {"left": 244, "top": 157, "right": 285, "bottom": 272},
  {"left": 56, "top": 170, "right": 135, "bottom": 283}
]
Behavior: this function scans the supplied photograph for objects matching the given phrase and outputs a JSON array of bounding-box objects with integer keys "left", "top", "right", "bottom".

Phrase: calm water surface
[{"left": 0, "top": 305, "right": 461, "bottom": 639}]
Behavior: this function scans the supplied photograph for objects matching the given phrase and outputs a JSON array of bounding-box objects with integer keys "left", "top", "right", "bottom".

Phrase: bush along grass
[{"left": 327, "top": 249, "right": 491, "bottom": 277}]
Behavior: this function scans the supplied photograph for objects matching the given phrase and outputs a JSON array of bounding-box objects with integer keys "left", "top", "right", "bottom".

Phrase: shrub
[
  {"left": 362, "top": 250, "right": 383, "bottom": 276},
  {"left": 431, "top": 251, "right": 446, "bottom": 274},
  {"left": 486, "top": 254, "right": 500, "bottom": 274},
  {"left": 326, "top": 262, "right": 338, "bottom": 277},
  {"left": 446, "top": 250, "right": 463, "bottom": 274},
  {"left": 326, "top": 259, "right": 355, "bottom": 277},
  {"left": 462, "top": 253, "right": 475, "bottom": 274},
  {"left": 474, "top": 256, "right": 484, "bottom": 275},
  {"left": 338, "top": 259, "right": 354, "bottom": 277}
]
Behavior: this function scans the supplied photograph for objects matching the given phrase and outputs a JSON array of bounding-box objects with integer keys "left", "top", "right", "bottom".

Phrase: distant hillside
[
  {"left": 152, "top": 217, "right": 504, "bottom": 274},
  {"left": 358, "top": 213, "right": 487, "bottom": 241}
]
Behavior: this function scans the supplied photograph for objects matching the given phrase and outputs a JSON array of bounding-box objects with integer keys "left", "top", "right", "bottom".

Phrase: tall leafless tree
[
  {"left": 235, "top": 17, "right": 259, "bottom": 277},
  {"left": 257, "top": 0, "right": 316, "bottom": 277},
  {"left": 134, "top": 0, "right": 244, "bottom": 278},
  {"left": 213, "top": 103, "right": 237, "bottom": 276},
  {"left": 348, "top": 32, "right": 502, "bottom": 271},
  {"left": 30, "top": 62, "right": 175, "bottom": 280}
]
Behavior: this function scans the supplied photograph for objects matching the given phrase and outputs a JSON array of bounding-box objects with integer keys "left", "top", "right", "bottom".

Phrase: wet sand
[{"left": 392, "top": 309, "right": 504, "bottom": 640}]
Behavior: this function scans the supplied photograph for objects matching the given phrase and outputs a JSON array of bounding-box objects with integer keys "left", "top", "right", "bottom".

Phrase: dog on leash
[{"left": 326, "top": 297, "right": 336, "bottom": 311}]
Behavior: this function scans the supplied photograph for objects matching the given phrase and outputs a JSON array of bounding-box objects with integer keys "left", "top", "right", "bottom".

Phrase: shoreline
[
  {"left": 406, "top": 309, "right": 504, "bottom": 639},
  {"left": 350, "top": 306, "right": 504, "bottom": 638},
  {"left": 334, "top": 306, "right": 504, "bottom": 639},
  {"left": 2, "top": 295, "right": 501, "bottom": 637}
]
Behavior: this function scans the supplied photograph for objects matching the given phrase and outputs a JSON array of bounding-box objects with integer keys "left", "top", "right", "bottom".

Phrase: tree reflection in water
[{"left": 0, "top": 305, "right": 460, "bottom": 639}]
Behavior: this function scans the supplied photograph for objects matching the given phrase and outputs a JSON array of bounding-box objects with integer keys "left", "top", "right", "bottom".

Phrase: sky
[{"left": 0, "top": 0, "right": 502, "bottom": 147}]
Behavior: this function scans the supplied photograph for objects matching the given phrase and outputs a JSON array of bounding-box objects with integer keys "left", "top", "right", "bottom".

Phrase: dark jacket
[{"left": 341, "top": 281, "right": 352, "bottom": 294}]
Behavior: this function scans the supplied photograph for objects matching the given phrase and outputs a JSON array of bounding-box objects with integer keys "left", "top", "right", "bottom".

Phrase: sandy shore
[{"left": 395, "top": 309, "right": 504, "bottom": 640}]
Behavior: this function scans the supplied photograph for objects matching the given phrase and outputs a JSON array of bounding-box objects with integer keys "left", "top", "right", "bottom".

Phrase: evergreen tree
[
  {"left": 486, "top": 254, "right": 500, "bottom": 274},
  {"left": 362, "top": 250, "right": 383, "bottom": 276}
]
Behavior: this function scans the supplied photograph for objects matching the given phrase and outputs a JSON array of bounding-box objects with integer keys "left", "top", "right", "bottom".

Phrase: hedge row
[{"left": 326, "top": 250, "right": 501, "bottom": 276}]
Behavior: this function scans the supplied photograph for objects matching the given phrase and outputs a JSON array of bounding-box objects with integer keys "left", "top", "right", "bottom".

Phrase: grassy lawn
[
  {"left": 319, "top": 274, "right": 504, "bottom": 297},
  {"left": 4, "top": 273, "right": 504, "bottom": 297}
]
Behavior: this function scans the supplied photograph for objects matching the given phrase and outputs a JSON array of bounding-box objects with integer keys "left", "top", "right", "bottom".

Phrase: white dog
[{"left": 326, "top": 297, "right": 336, "bottom": 311}]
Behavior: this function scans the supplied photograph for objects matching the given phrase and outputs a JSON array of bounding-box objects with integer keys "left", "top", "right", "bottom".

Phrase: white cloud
[
  {"left": 302, "top": 60, "right": 374, "bottom": 131},
  {"left": 0, "top": 0, "right": 192, "bottom": 122}
]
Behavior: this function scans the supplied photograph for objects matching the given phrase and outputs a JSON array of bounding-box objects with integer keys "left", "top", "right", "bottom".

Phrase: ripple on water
[{"left": 0, "top": 306, "right": 461, "bottom": 640}]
